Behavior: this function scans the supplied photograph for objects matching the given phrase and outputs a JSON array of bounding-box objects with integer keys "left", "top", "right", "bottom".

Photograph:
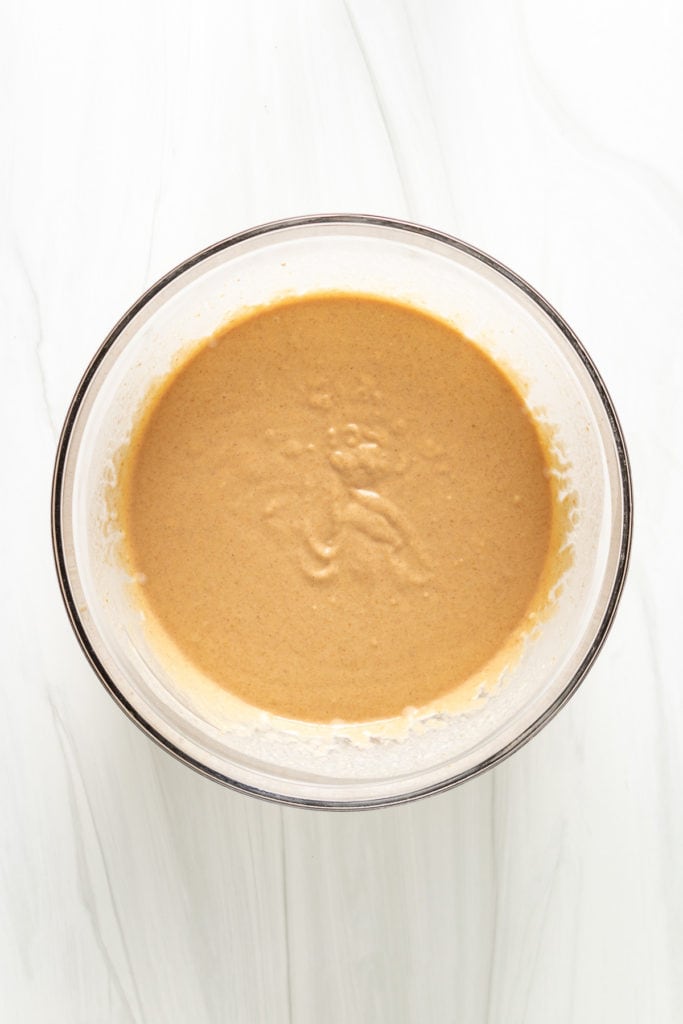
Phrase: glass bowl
[{"left": 51, "top": 214, "right": 632, "bottom": 808}]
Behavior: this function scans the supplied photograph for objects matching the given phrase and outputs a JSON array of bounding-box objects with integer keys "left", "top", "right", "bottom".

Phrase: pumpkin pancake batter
[{"left": 119, "top": 294, "right": 555, "bottom": 723}]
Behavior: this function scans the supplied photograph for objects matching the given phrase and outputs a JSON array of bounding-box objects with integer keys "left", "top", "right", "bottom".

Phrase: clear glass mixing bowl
[{"left": 51, "top": 215, "right": 632, "bottom": 808}]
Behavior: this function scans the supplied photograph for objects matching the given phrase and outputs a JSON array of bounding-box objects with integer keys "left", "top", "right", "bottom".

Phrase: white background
[{"left": 1, "top": 1, "right": 682, "bottom": 1021}]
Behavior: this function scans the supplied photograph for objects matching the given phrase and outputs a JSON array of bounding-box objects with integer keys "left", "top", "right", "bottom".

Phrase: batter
[{"left": 119, "top": 294, "right": 556, "bottom": 723}]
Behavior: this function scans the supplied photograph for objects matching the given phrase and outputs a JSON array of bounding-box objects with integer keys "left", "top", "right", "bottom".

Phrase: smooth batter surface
[{"left": 120, "top": 294, "right": 554, "bottom": 723}]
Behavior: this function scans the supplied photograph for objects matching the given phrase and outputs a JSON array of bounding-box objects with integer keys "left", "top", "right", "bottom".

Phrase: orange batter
[{"left": 119, "top": 294, "right": 555, "bottom": 723}]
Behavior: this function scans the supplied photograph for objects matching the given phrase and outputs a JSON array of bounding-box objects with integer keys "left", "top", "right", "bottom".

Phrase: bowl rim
[{"left": 51, "top": 212, "right": 633, "bottom": 810}]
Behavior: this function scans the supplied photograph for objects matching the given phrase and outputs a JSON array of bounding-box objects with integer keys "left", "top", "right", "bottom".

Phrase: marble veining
[{"left": 1, "top": 0, "right": 681, "bottom": 1020}]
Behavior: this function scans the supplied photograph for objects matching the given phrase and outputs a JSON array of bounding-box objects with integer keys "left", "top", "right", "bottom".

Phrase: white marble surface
[{"left": 1, "top": 0, "right": 681, "bottom": 1020}]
